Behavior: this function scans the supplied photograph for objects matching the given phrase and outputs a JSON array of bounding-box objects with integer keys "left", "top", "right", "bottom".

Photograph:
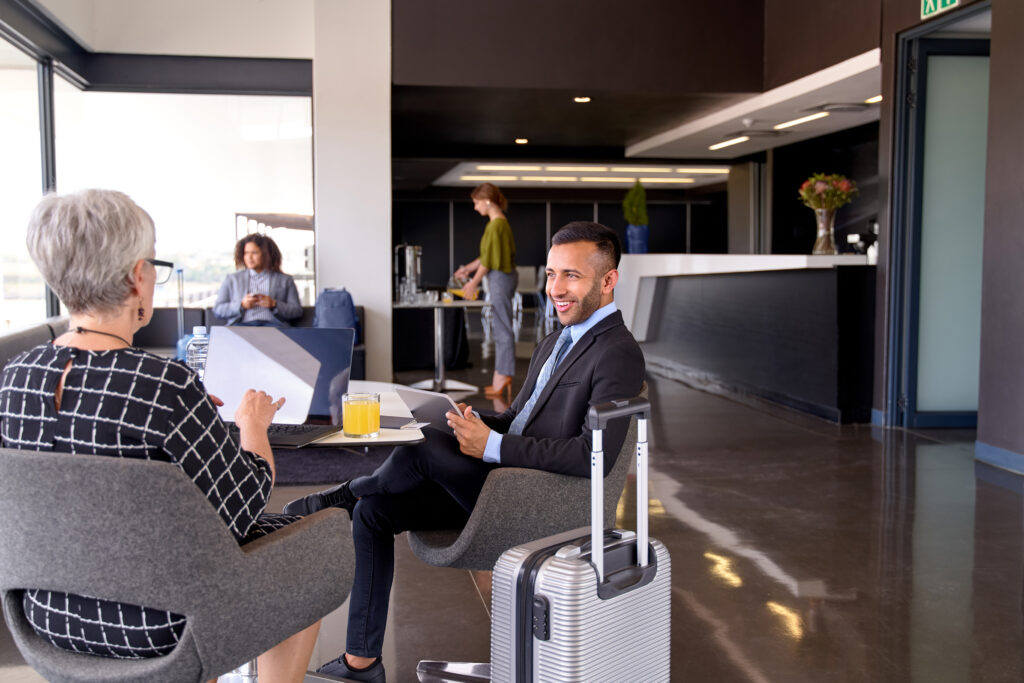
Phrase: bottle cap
[{"left": 192, "top": 326, "right": 208, "bottom": 335}]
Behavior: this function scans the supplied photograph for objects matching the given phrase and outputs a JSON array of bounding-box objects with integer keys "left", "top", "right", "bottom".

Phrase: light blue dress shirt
[{"left": 482, "top": 301, "right": 618, "bottom": 464}]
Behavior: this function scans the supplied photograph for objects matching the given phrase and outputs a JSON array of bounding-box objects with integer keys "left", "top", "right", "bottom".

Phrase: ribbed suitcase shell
[{"left": 491, "top": 529, "right": 671, "bottom": 682}]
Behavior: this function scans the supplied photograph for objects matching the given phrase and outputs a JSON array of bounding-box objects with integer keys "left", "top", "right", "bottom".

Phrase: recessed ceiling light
[
  {"left": 774, "top": 112, "right": 830, "bottom": 130},
  {"left": 573, "top": 96, "right": 591, "bottom": 103},
  {"left": 579, "top": 177, "right": 640, "bottom": 183},
  {"left": 521, "top": 176, "right": 578, "bottom": 182},
  {"left": 460, "top": 175, "right": 518, "bottom": 182},
  {"left": 610, "top": 166, "right": 673, "bottom": 173},
  {"left": 514, "top": 138, "right": 529, "bottom": 145},
  {"left": 640, "top": 177, "right": 694, "bottom": 184},
  {"left": 708, "top": 136, "right": 750, "bottom": 151},
  {"left": 476, "top": 164, "right": 541, "bottom": 171},
  {"left": 545, "top": 165, "right": 608, "bottom": 172},
  {"left": 865, "top": 95, "right": 883, "bottom": 104},
  {"left": 676, "top": 167, "right": 730, "bottom": 174}
]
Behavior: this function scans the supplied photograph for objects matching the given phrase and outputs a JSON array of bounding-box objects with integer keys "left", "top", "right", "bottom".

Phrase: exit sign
[{"left": 922, "top": 0, "right": 959, "bottom": 19}]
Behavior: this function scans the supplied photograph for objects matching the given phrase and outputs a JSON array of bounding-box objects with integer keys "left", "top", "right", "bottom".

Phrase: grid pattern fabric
[{"left": 0, "top": 343, "right": 299, "bottom": 659}]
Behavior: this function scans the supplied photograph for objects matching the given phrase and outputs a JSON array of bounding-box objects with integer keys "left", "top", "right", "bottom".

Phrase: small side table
[{"left": 393, "top": 299, "right": 485, "bottom": 393}]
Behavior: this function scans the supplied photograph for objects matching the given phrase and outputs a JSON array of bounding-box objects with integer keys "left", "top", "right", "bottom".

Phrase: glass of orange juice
[{"left": 342, "top": 392, "right": 380, "bottom": 438}]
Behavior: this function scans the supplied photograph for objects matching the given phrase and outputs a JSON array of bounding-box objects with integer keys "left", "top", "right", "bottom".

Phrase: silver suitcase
[{"left": 490, "top": 397, "right": 671, "bottom": 682}]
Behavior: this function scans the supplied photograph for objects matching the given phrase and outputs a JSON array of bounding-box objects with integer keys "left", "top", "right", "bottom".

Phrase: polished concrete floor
[{"left": 3, "top": 312, "right": 1023, "bottom": 682}]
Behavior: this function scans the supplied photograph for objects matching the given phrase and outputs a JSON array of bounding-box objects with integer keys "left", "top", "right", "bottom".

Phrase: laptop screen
[{"left": 203, "top": 326, "right": 355, "bottom": 425}]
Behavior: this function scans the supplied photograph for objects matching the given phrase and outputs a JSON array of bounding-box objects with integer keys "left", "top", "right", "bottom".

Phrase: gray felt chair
[
  {"left": 409, "top": 400, "right": 642, "bottom": 682},
  {"left": 0, "top": 447, "right": 355, "bottom": 683}
]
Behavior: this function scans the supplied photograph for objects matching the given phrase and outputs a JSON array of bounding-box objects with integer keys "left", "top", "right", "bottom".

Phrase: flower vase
[
  {"left": 626, "top": 224, "right": 649, "bottom": 254},
  {"left": 811, "top": 208, "right": 837, "bottom": 255}
]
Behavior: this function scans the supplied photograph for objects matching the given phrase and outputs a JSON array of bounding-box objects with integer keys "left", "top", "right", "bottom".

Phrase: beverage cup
[
  {"left": 343, "top": 392, "right": 381, "bottom": 438},
  {"left": 441, "top": 291, "right": 454, "bottom": 304}
]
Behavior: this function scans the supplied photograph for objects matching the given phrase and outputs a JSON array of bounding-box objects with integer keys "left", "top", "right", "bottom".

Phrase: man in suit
[{"left": 286, "top": 221, "right": 645, "bottom": 682}]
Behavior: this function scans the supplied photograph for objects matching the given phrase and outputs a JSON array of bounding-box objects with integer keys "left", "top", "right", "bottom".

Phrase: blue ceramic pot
[{"left": 626, "top": 224, "right": 649, "bottom": 254}]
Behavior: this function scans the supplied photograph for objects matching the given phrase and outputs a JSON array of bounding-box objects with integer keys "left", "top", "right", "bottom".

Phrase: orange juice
[{"left": 343, "top": 393, "right": 380, "bottom": 438}]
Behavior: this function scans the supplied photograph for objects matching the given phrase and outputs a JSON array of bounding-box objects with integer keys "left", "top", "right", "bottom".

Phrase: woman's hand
[
  {"left": 462, "top": 281, "right": 478, "bottom": 300},
  {"left": 454, "top": 265, "right": 470, "bottom": 280},
  {"left": 234, "top": 389, "right": 285, "bottom": 431}
]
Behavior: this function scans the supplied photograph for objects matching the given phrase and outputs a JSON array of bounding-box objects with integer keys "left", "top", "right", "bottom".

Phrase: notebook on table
[{"left": 203, "top": 326, "right": 356, "bottom": 448}]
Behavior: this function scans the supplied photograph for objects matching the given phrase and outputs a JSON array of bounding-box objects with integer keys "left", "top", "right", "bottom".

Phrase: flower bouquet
[{"left": 798, "top": 173, "right": 858, "bottom": 254}]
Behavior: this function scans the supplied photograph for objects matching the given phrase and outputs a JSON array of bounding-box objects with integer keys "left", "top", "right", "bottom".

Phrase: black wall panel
[
  {"left": 508, "top": 202, "right": 547, "bottom": 266},
  {"left": 393, "top": 202, "right": 450, "bottom": 289}
]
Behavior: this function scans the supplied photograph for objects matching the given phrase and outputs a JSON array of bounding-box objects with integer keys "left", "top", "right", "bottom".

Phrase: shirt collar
[{"left": 566, "top": 301, "right": 617, "bottom": 345}]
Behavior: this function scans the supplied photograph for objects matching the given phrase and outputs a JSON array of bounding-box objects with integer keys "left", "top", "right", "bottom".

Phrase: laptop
[{"left": 203, "top": 326, "right": 356, "bottom": 448}]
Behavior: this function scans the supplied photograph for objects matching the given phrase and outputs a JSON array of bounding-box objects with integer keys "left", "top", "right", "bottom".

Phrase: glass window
[
  {"left": 54, "top": 82, "right": 314, "bottom": 309},
  {"left": 0, "top": 40, "right": 44, "bottom": 330}
]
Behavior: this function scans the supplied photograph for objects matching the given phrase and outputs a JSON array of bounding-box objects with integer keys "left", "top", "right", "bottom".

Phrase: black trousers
[{"left": 344, "top": 427, "right": 497, "bottom": 657}]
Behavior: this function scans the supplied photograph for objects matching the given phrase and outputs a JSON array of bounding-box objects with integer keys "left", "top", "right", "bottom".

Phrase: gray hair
[{"left": 26, "top": 189, "right": 156, "bottom": 315}]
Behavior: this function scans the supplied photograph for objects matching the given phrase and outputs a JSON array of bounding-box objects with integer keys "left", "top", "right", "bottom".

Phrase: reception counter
[
  {"left": 618, "top": 254, "right": 873, "bottom": 342},
  {"left": 620, "top": 254, "right": 876, "bottom": 423}
]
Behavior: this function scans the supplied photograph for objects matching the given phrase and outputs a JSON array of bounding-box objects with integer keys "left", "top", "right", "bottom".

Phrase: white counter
[{"left": 618, "top": 253, "right": 874, "bottom": 342}]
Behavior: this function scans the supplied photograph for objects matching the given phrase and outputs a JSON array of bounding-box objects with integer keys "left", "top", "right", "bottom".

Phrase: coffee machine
[{"left": 394, "top": 244, "right": 422, "bottom": 303}]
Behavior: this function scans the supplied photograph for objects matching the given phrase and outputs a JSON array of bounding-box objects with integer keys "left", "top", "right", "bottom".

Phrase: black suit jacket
[{"left": 481, "top": 310, "right": 645, "bottom": 478}]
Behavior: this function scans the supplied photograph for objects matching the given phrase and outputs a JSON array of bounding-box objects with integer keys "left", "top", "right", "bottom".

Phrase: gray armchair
[
  {"left": 0, "top": 448, "right": 355, "bottom": 683},
  {"left": 408, "top": 415, "right": 639, "bottom": 682},
  {"left": 408, "top": 416, "right": 637, "bottom": 571}
]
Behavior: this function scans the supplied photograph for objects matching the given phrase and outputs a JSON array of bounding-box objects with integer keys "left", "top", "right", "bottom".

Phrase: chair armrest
[
  {"left": 185, "top": 508, "right": 354, "bottom": 678},
  {"left": 411, "top": 467, "right": 592, "bottom": 570}
]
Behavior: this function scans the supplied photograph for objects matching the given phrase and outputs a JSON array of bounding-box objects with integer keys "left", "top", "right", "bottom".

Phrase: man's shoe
[
  {"left": 281, "top": 481, "right": 357, "bottom": 517},
  {"left": 317, "top": 654, "right": 386, "bottom": 682}
]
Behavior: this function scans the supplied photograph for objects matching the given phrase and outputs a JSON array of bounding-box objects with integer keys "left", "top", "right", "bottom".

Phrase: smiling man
[{"left": 283, "top": 221, "right": 644, "bottom": 682}]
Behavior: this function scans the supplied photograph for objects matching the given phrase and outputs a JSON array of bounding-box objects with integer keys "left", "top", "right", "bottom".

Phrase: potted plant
[
  {"left": 798, "top": 173, "right": 858, "bottom": 255},
  {"left": 623, "top": 180, "right": 649, "bottom": 254}
]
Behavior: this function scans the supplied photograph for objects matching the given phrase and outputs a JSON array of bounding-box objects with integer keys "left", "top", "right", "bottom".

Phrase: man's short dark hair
[{"left": 551, "top": 221, "right": 622, "bottom": 270}]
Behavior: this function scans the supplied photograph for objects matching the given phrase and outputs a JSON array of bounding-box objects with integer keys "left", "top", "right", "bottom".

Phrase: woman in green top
[{"left": 455, "top": 182, "right": 518, "bottom": 398}]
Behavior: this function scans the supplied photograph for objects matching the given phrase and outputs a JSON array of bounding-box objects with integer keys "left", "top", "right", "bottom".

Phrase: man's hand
[{"left": 447, "top": 404, "right": 490, "bottom": 458}]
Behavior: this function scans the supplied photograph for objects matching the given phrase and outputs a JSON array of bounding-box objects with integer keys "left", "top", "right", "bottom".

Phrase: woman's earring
[{"left": 137, "top": 298, "right": 145, "bottom": 322}]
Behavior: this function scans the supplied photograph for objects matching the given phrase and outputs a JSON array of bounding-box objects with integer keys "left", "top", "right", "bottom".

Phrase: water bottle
[{"left": 185, "top": 326, "right": 209, "bottom": 380}]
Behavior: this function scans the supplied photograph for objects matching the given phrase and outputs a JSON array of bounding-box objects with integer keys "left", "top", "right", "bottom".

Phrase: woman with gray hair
[{"left": 0, "top": 189, "right": 325, "bottom": 683}]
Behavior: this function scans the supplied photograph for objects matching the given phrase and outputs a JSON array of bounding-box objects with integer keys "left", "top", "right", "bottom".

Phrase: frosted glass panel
[{"left": 915, "top": 55, "right": 989, "bottom": 412}]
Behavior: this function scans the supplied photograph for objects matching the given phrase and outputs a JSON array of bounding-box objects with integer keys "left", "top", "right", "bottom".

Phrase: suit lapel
[{"left": 520, "top": 312, "right": 622, "bottom": 431}]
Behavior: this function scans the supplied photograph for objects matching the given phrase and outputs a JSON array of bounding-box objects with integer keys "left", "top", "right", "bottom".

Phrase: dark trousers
[{"left": 345, "top": 427, "right": 497, "bottom": 658}]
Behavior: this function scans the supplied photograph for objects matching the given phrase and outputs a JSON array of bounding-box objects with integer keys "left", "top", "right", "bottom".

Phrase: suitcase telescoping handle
[{"left": 586, "top": 396, "right": 651, "bottom": 583}]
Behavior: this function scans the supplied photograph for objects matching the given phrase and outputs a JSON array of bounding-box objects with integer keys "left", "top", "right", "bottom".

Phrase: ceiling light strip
[
  {"left": 477, "top": 164, "right": 541, "bottom": 171},
  {"left": 774, "top": 111, "right": 829, "bottom": 130},
  {"left": 640, "top": 177, "right": 694, "bottom": 183},
  {"left": 521, "top": 176, "right": 578, "bottom": 182},
  {"left": 579, "top": 177, "right": 642, "bottom": 183},
  {"left": 708, "top": 136, "right": 750, "bottom": 151},
  {"left": 545, "top": 165, "right": 608, "bottom": 172},
  {"left": 676, "top": 168, "right": 730, "bottom": 174},
  {"left": 459, "top": 175, "right": 519, "bottom": 182},
  {"left": 610, "top": 166, "right": 673, "bottom": 173}
]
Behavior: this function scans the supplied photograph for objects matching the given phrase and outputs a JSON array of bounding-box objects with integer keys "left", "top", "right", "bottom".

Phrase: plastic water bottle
[{"left": 185, "top": 326, "right": 209, "bottom": 380}]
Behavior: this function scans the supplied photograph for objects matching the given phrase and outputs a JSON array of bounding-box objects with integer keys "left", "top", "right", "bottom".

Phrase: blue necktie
[{"left": 508, "top": 327, "right": 573, "bottom": 435}]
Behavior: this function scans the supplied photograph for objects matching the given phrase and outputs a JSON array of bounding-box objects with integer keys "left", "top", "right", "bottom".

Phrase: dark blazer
[
  {"left": 213, "top": 270, "right": 302, "bottom": 325},
  {"left": 481, "top": 310, "right": 645, "bottom": 478}
]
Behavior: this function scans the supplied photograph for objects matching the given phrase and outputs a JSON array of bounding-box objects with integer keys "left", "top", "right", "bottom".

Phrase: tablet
[{"left": 394, "top": 387, "right": 461, "bottom": 434}]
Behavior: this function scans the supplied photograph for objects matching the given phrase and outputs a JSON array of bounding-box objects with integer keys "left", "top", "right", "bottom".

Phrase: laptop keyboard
[{"left": 227, "top": 423, "right": 332, "bottom": 435}]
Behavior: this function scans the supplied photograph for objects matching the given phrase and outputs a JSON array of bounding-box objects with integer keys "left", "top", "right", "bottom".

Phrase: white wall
[
  {"left": 313, "top": 0, "right": 392, "bottom": 381},
  {"left": 35, "top": 0, "right": 313, "bottom": 59}
]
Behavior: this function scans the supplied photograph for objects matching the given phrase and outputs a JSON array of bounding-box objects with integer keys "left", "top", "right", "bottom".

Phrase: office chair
[
  {"left": 409, "top": 409, "right": 641, "bottom": 681},
  {"left": 0, "top": 448, "right": 355, "bottom": 683}
]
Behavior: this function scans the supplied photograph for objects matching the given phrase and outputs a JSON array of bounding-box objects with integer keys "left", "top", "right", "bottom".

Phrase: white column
[{"left": 313, "top": 0, "right": 392, "bottom": 381}]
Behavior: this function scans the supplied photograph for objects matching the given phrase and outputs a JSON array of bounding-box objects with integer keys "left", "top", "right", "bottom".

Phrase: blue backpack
[{"left": 313, "top": 288, "right": 361, "bottom": 344}]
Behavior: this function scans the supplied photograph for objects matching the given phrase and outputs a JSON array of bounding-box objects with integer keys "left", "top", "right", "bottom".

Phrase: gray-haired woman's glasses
[{"left": 146, "top": 258, "right": 175, "bottom": 285}]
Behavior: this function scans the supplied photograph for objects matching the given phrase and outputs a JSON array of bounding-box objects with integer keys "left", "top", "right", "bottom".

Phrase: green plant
[
  {"left": 623, "top": 180, "right": 648, "bottom": 225},
  {"left": 798, "top": 173, "right": 858, "bottom": 210}
]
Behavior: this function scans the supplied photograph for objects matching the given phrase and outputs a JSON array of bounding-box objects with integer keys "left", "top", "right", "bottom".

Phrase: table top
[
  {"left": 393, "top": 299, "right": 486, "bottom": 310},
  {"left": 310, "top": 388, "right": 424, "bottom": 446}
]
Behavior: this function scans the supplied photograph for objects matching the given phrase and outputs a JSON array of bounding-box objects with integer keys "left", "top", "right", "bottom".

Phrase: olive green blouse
[{"left": 479, "top": 217, "right": 516, "bottom": 273}]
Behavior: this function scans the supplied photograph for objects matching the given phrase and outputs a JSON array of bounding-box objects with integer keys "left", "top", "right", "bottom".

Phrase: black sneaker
[
  {"left": 317, "top": 654, "right": 385, "bottom": 682},
  {"left": 281, "top": 481, "right": 357, "bottom": 517}
]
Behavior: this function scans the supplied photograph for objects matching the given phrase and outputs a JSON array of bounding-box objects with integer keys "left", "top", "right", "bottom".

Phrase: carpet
[{"left": 273, "top": 445, "right": 390, "bottom": 486}]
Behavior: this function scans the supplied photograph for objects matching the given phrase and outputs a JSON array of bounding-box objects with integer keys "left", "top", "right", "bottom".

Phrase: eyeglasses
[{"left": 146, "top": 258, "right": 175, "bottom": 285}]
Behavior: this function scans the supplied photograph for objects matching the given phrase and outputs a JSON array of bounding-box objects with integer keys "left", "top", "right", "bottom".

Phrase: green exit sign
[{"left": 922, "top": 0, "right": 959, "bottom": 19}]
